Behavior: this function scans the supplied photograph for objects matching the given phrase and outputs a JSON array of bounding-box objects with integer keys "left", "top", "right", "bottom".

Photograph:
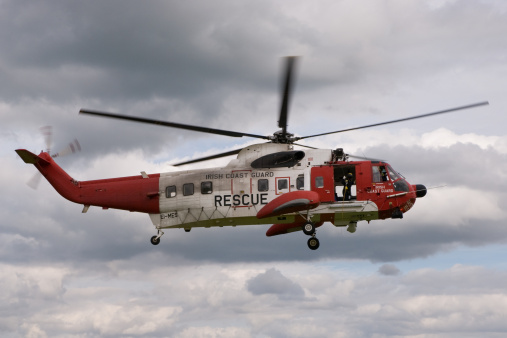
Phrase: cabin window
[
  {"left": 296, "top": 175, "right": 304, "bottom": 190},
  {"left": 201, "top": 181, "right": 213, "bottom": 194},
  {"left": 278, "top": 178, "right": 288, "bottom": 190},
  {"left": 258, "top": 179, "right": 269, "bottom": 192},
  {"left": 165, "top": 185, "right": 177, "bottom": 198},
  {"left": 183, "top": 183, "right": 194, "bottom": 196},
  {"left": 315, "top": 176, "right": 324, "bottom": 188}
]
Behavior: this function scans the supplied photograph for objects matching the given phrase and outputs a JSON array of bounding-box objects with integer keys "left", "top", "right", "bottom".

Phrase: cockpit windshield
[
  {"left": 386, "top": 165, "right": 402, "bottom": 181},
  {"left": 372, "top": 164, "right": 407, "bottom": 189},
  {"left": 386, "top": 164, "right": 409, "bottom": 192}
]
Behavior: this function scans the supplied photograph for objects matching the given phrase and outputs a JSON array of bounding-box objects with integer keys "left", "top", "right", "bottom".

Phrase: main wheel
[
  {"left": 150, "top": 235, "right": 160, "bottom": 245},
  {"left": 307, "top": 237, "right": 320, "bottom": 250},
  {"left": 302, "top": 221, "right": 315, "bottom": 236}
]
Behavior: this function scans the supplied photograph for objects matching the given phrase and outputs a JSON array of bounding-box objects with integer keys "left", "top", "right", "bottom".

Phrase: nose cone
[{"left": 414, "top": 184, "right": 427, "bottom": 198}]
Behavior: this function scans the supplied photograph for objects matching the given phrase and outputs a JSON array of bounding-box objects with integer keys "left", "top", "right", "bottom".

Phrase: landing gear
[
  {"left": 150, "top": 230, "right": 164, "bottom": 246},
  {"left": 302, "top": 221, "right": 320, "bottom": 250},
  {"left": 307, "top": 236, "right": 320, "bottom": 250},
  {"left": 302, "top": 221, "right": 316, "bottom": 236}
]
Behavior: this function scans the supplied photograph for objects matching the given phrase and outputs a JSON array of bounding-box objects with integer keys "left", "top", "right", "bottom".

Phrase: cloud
[
  {"left": 378, "top": 264, "right": 401, "bottom": 276},
  {"left": 3, "top": 262, "right": 507, "bottom": 337},
  {"left": 2, "top": 0, "right": 507, "bottom": 336},
  {"left": 246, "top": 268, "right": 305, "bottom": 299},
  {"left": 176, "top": 326, "right": 251, "bottom": 338}
]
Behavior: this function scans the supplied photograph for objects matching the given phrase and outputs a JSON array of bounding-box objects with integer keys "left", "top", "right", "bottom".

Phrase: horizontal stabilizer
[
  {"left": 15, "top": 149, "right": 50, "bottom": 166},
  {"left": 266, "top": 221, "right": 323, "bottom": 237},
  {"left": 257, "top": 190, "right": 320, "bottom": 219}
]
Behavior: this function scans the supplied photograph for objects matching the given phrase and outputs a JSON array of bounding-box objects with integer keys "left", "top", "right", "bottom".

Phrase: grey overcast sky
[{"left": 2, "top": 0, "right": 507, "bottom": 336}]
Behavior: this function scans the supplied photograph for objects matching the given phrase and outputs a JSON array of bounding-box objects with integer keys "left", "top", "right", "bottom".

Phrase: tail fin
[
  {"left": 15, "top": 149, "right": 80, "bottom": 203},
  {"left": 15, "top": 149, "right": 50, "bottom": 166}
]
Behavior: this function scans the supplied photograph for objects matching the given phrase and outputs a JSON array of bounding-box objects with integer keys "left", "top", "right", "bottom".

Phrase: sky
[{"left": 1, "top": 0, "right": 507, "bottom": 336}]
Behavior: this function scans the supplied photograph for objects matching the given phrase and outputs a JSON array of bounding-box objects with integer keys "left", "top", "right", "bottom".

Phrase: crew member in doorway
[{"left": 342, "top": 173, "right": 353, "bottom": 201}]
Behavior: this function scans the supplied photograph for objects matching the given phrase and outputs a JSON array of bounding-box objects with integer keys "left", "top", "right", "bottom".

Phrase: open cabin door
[{"left": 311, "top": 166, "right": 335, "bottom": 203}]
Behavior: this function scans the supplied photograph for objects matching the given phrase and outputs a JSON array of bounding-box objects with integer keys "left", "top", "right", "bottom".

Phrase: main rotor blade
[
  {"left": 292, "top": 142, "right": 318, "bottom": 150},
  {"left": 79, "top": 109, "right": 270, "bottom": 140},
  {"left": 279, "top": 56, "right": 298, "bottom": 136},
  {"left": 297, "top": 101, "right": 489, "bottom": 140},
  {"left": 172, "top": 148, "right": 243, "bottom": 167}
]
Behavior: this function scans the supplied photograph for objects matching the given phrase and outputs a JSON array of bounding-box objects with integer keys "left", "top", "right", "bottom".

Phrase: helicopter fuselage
[
  {"left": 154, "top": 143, "right": 421, "bottom": 232},
  {"left": 16, "top": 142, "right": 425, "bottom": 246}
]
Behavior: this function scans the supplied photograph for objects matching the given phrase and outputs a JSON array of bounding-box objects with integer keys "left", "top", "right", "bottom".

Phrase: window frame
[
  {"left": 296, "top": 175, "right": 304, "bottom": 190},
  {"left": 315, "top": 176, "right": 324, "bottom": 188},
  {"left": 165, "top": 185, "right": 177, "bottom": 198},
  {"left": 201, "top": 181, "right": 213, "bottom": 194},
  {"left": 183, "top": 183, "right": 194, "bottom": 196},
  {"left": 258, "top": 179, "right": 269, "bottom": 192},
  {"left": 278, "top": 178, "right": 289, "bottom": 190}
]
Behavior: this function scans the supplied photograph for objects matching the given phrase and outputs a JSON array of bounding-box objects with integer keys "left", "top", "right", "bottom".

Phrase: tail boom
[{"left": 16, "top": 149, "right": 160, "bottom": 213}]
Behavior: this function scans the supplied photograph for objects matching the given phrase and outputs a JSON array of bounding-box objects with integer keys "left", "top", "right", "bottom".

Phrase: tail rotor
[
  {"left": 52, "top": 139, "right": 81, "bottom": 158},
  {"left": 27, "top": 126, "right": 81, "bottom": 189},
  {"left": 40, "top": 125, "right": 53, "bottom": 154}
]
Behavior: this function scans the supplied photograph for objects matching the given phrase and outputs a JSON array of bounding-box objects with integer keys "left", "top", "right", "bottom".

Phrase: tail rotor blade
[
  {"left": 53, "top": 139, "right": 81, "bottom": 158},
  {"left": 40, "top": 126, "right": 53, "bottom": 153}
]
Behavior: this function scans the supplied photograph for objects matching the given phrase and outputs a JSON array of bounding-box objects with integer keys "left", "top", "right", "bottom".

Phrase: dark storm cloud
[
  {"left": 1, "top": 0, "right": 323, "bottom": 160},
  {"left": 2, "top": 0, "right": 505, "bottom": 163},
  {"left": 0, "top": 0, "right": 307, "bottom": 104}
]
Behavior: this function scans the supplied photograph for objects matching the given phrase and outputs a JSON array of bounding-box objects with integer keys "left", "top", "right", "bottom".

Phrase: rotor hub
[{"left": 270, "top": 130, "right": 296, "bottom": 144}]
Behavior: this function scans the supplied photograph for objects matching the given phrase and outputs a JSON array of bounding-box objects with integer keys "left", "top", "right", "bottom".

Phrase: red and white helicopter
[{"left": 16, "top": 57, "right": 488, "bottom": 250}]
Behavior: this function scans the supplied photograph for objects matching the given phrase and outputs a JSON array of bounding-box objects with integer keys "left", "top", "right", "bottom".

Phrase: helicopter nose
[{"left": 414, "top": 184, "right": 427, "bottom": 198}]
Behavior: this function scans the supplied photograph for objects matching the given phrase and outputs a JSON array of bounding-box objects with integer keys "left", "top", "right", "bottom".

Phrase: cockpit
[{"left": 372, "top": 163, "right": 410, "bottom": 192}]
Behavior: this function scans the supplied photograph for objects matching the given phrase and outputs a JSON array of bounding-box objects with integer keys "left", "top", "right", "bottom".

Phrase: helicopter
[{"left": 15, "top": 57, "right": 488, "bottom": 250}]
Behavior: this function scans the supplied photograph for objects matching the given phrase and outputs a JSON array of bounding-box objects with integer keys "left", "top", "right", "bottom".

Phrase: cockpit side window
[{"left": 372, "top": 165, "right": 389, "bottom": 183}]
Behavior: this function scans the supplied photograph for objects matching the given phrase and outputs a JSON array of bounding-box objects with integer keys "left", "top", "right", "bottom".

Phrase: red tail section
[{"left": 15, "top": 149, "right": 160, "bottom": 213}]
